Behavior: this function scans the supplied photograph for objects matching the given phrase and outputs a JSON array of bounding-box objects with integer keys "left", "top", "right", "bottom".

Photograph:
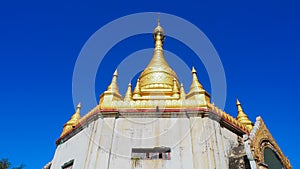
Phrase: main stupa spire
[{"left": 134, "top": 18, "right": 180, "bottom": 99}]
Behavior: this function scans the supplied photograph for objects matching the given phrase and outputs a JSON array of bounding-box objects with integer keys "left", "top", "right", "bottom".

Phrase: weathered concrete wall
[
  {"left": 108, "top": 118, "right": 194, "bottom": 169},
  {"left": 189, "top": 117, "right": 238, "bottom": 169},
  {"left": 51, "top": 114, "right": 239, "bottom": 169},
  {"left": 51, "top": 119, "right": 98, "bottom": 169}
]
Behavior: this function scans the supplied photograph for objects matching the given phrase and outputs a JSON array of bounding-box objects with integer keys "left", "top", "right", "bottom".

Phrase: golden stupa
[
  {"left": 53, "top": 19, "right": 292, "bottom": 169},
  {"left": 99, "top": 21, "right": 210, "bottom": 109},
  {"left": 60, "top": 21, "right": 254, "bottom": 136}
]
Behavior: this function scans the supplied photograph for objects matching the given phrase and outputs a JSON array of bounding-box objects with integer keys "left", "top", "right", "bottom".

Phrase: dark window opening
[
  {"left": 61, "top": 159, "right": 74, "bottom": 169},
  {"left": 159, "top": 153, "right": 163, "bottom": 159},
  {"left": 132, "top": 147, "right": 171, "bottom": 160},
  {"left": 264, "top": 148, "right": 284, "bottom": 169}
]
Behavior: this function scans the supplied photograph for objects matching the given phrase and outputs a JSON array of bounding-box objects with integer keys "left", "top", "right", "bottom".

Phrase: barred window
[{"left": 131, "top": 147, "right": 171, "bottom": 160}]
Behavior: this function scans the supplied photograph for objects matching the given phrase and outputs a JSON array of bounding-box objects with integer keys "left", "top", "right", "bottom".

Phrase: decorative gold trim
[{"left": 209, "top": 103, "right": 250, "bottom": 133}]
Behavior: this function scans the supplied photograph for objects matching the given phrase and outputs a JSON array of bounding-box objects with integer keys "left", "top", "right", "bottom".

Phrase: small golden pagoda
[
  {"left": 236, "top": 99, "right": 253, "bottom": 130},
  {"left": 60, "top": 103, "right": 81, "bottom": 136}
]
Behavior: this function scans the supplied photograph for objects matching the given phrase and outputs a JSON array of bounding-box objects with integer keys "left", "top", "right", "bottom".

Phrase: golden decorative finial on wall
[
  {"left": 124, "top": 83, "right": 133, "bottom": 101},
  {"left": 99, "top": 70, "right": 122, "bottom": 108},
  {"left": 60, "top": 102, "right": 81, "bottom": 137},
  {"left": 180, "top": 83, "right": 186, "bottom": 100},
  {"left": 107, "top": 69, "right": 120, "bottom": 93},
  {"left": 186, "top": 66, "right": 210, "bottom": 107},
  {"left": 236, "top": 99, "right": 253, "bottom": 130},
  {"left": 172, "top": 78, "right": 180, "bottom": 98},
  {"left": 189, "top": 67, "right": 204, "bottom": 92},
  {"left": 133, "top": 79, "right": 141, "bottom": 98}
]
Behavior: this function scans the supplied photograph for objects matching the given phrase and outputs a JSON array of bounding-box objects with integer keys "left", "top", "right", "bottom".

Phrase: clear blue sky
[{"left": 0, "top": 0, "right": 299, "bottom": 168}]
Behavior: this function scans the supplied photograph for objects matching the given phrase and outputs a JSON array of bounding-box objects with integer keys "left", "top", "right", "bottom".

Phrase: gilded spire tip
[
  {"left": 153, "top": 14, "right": 165, "bottom": 40},
  {"left": 113, "top": 69, "right": 118, "bottom": 76},
  {"left": 189, "top": 66, "right": 203, "bottom": 90},
  {"left": 236, "top": 99, "right": 244, "bottom": 113},
  {"left": 104, "top": 69, "right": 121, "bottom": 97},
  {"left": 158, "top": 13, "right": 161, "bottom": 26},
  {"left": 236, "top": 99, "right": 241, "bottom": 105},
  {"left": 192, "top": 66, "right": 197, "bottom": 73},
  {"left": 76, "top": 102, "right": 81, "bottom": 109}
]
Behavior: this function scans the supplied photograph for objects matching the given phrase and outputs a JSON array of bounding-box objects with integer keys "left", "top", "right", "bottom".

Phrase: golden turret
[
  {"left": 172, "top": 78, "right": 180, "bottom": 98},
  {"left": 61, "top": 103, "right": 81, "bottom": 137},
  {"left": 190, "top": 67, "right": 203, "bottom": 90},
  {"left": 124, "top": 83, "right": 133, "bottom": 101},
  {"left": 186, "top": 67, "right": 210, "bottom": 106},
  {"left": 106, "top": 70, "right": 121, "bottom": 95},
  {"left": 180, "top": 83, "right": 186, "bottom": 100},
  {"left": 132, "top": 79, "right": 141, "bottom": 98},
  {"left": 99, "top": 70, "right": 122, "bottom": 108},
  {"left": 236, "top": 99, "right": 253, "bottom": 130}
]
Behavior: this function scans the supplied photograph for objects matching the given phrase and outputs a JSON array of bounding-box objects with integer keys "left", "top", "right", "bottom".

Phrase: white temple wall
[
  {"left": 51, "top": 115, "right": 239, "bottom": 169},
  {"left": 51, "top": 119, "right": 98, "bottom": 169}
]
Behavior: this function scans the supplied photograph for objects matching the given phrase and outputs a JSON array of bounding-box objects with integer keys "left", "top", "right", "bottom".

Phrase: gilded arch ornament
[{"left": 249, "top": 116, "right": 292, "bottom": 169}]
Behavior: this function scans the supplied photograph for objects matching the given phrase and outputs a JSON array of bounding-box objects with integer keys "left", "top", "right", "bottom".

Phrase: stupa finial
[{"left": 236, "top": 99, "right": 253, "bottom": 130}]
